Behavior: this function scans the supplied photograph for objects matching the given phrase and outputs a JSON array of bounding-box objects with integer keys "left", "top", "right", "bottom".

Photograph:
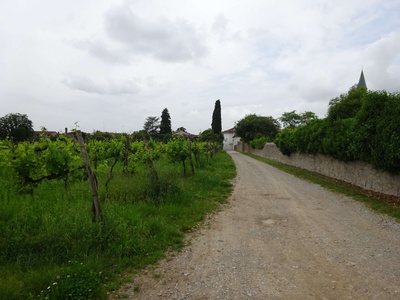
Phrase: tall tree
[
  {"left": 143, "top": 116, "right": 160, "bottom": 135},
  {"left": 211, "top": 99, "right": 222, "bottom": 134},
  {"left": 0, "top": 113, "right": 34, "bottom": 142},
  {"left": 159, "top": 108, "right": 172, "bottom": 134}
]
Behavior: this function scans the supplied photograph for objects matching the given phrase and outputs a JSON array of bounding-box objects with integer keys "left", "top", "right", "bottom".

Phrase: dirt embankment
[{"left": 111, "top": 151, "right": 400, "bottom": 300}]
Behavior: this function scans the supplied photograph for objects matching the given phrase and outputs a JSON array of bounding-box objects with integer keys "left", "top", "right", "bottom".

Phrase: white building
[{"left": 222, "top": 128, "right": 240, "bottom": 150}]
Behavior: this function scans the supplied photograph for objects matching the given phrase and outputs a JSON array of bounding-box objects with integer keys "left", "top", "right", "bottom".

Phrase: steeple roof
[{"left": 357, "top": 70, "right": 367, "bottom": 89}]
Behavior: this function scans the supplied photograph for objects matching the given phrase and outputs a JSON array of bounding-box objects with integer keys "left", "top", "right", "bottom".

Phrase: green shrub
[
  {"left": 249, "top": 134, "right": 270, "bottom": 149},
  {"left": 275, "top": 128, "right": 297, "bottom": 156}
]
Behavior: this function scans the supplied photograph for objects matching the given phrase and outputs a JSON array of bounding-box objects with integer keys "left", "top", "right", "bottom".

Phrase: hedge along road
[{"left": 112, "top": 151, "right": 400, "bottom": 299}]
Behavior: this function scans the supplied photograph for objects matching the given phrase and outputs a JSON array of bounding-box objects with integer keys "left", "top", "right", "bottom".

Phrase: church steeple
[{"left": 357, "top": 70, "right": 367, "bottom": 89}]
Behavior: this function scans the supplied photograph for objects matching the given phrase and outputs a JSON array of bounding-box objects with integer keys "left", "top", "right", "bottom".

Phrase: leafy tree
[
  {"left": 0, "top": 113, "right": 34, "bottom": 142},
  {"left": 199, "top": 128, "right": 223, "bottom": 144},
  {"left": 300, "top": 111, "right": 318, "bottom": 125},
  {"left": 327, "top": 85, "right": 367, "bottom": 122},
  {"left": 143, "top": 116, "right": 160, "bottom": 135},
  {"left": 279, "top": 110, "right": 301, "bottom": 128},
  {"left": 211, "top": 99, "right": 222, "bottom": 134},
  {"left": 159, "top": 108, "right": 172, "bottom": 134},
  {"left": 235, "top": 114, "right": 280, "bottom": 144},
  {"left": 279, "top": 110, "right": 318, "bottom": 128}
]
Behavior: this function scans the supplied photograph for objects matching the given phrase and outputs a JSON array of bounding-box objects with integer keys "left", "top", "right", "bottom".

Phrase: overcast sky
[{"left": 1, "top": 0, "right": 399, "bottom": 134}]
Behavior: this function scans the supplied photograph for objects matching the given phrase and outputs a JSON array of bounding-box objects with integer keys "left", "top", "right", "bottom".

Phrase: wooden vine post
[
  {"left": 187, "top": 137, "right": 195, "bottom": 176},
  {"left": 76, "top": 130, "right": 103, "bottom": 222}
]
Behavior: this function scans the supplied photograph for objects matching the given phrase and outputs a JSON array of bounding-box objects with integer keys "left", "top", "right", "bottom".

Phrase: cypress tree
[
  {"left": 211, "top": 99, "right": 222, "bottom": 134},
  {"left": 160, "top": 108, "right": 172, "bottom": 134}
]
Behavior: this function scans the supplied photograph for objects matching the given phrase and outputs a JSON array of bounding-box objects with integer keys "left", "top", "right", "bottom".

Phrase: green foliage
[
  {"left": 321, "top": 118, "right": 355, "bottom": 161},
  {"left": 89, "top": 130, "right": 115, "bottom": 141},
  {"left": 199, "top": 129, "right": 223, "bottom": 144},
  {"left": 198, "top": 129, "right": 223, "bottom": 158},
  {"left": 279, "top": 110, "right": 318, "bottom": 129},
  {"left": 211, "top": 100, "right": 222, "bottom": 134},
  {"left": 279, "top": 110, "right": 301, "bottom": 128},
  {"left": 143, "top": 116, "right": 160, "bottom": 135},
  {"left": 327, "top": 85, "right": 366, "bottom": 121},
  {"left": 351, "top": 90, "right": 400, "bottom": 172},
  {"left": 274, "top": 128, "right": 297, "bottom": 156},
  {"left": 275, "top": 88, "right": 400, "bottom": 173},
  {"left": 249, "top": 134, "right": 271, "bottom": 149},
  {"left": 295, "top": 118, "right": 327, "bottom": 154},
  {"left": 235, "top": 114, "right": 280, "bottom": 144},
  {"left": 9, "top": 135, "right": 84, "bottom": 192},
  {"left": 166, "top": 136, "right": 189, "bottom": 163},
  {"left": 0, "top": 113, "right": 35, "bottom": 142}
]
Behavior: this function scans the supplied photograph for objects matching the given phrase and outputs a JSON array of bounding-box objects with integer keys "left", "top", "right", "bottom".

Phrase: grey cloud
[
  {"left": 71, "top": 38, "right": 129, "bottom": 64},
  {"left": 62, "top": 75, "right": 139, "bottom": 95},
  {"left": 85, "top": 40, "right": 129, "bottom": 64},
  {"left": 104, "top": 4, "right": 208, "bottom": 62},
  {"left": 212, "top": 13, "right": 228, "bottom": 35}
]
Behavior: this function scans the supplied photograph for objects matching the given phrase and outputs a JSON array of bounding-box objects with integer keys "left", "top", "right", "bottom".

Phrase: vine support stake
[
  {"left": 76, "top": 130, "right": 103, "bottom": 222},
  {"left": 187, "top": 137, "right": 195, "bottom": 176}
]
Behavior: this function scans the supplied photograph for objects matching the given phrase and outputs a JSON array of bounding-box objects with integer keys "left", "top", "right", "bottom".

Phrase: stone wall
[{"left": 236, "top": 142, "right": 400, "bottom": 197}]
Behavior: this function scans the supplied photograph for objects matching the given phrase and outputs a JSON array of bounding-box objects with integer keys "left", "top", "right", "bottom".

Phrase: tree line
[{"left": 0, "top": 99, "right": 224, "bottom": 145}]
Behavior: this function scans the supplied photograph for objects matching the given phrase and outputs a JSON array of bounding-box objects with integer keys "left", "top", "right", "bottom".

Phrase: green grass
[
  {"left": 0, "top": 151, "right": 236, "bottom": 300},
  {"left": 244, "top": 152, "right": 400, "bottom": 222}
]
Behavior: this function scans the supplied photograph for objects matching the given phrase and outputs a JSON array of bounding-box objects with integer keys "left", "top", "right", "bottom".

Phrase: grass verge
[{"left": 243, "top": 152, "right": 400, "bottom": 222}]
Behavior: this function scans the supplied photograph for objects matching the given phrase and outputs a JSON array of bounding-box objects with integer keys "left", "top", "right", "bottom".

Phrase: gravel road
[{"left": 112, "top": 151, "right": 400, "bottom": 299}]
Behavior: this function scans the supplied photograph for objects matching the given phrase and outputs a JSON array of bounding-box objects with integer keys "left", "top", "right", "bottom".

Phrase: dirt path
[{"left": 111, "top": 151, "right": 400, "bottom": 299}]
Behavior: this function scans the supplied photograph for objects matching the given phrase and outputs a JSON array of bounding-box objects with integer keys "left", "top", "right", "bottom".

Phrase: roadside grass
[
  {"left": 0, "top": 151, "right": 236, "bottom": 300},
  {"left": 244, "top": 153, "right": 400, "bottom": 222}
]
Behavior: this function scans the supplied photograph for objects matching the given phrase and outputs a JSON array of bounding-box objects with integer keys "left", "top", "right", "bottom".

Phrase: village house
[{"left": 222, "top": 127, "right": 240, "bottom": 151}]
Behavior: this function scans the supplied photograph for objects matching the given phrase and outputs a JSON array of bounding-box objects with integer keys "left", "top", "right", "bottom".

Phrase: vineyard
[{"left": 0, "top": 133, "right": 236, "bottom": 299}]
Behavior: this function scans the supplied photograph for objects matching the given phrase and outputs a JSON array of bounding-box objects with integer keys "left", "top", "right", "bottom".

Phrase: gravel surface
[{"left": 111, "top": 151, "right": 400, "bottom": 299}]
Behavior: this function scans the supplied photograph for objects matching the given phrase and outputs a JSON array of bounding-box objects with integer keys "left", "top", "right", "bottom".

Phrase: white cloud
[{"left": 62, "top": 75, "right": 140, "bottom": 95}]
